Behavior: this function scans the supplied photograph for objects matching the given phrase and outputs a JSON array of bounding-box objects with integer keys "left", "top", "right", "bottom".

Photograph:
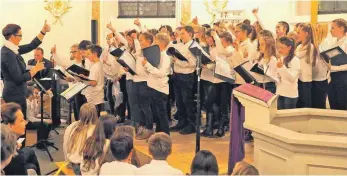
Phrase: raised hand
[
  {"left": 42, "top": 20, "right": 51, "bottom": 33},
  {"left": 252, "top": 8, "right": 259, "bottom": 14},
  {"left": 107, "top": 22, "right": 116, "bottom": 32},
  {"left": 51, "top": 45, "right": 56, "bottom": 54},
  {"left": 134, "top": 18, "right": 141, "bottom": 27}
]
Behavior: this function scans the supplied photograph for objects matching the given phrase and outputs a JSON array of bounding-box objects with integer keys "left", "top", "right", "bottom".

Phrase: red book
[{"left": 234, "top": 84, "right": 274, "bottom": 102}]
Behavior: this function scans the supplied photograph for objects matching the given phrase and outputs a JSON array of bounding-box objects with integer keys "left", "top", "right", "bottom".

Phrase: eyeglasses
[
  {"left": 70, "top": 51, "right": 78, "bottom": 54},
  {"left": 15, "top": 35, "right": 22, "bottom": 38}
]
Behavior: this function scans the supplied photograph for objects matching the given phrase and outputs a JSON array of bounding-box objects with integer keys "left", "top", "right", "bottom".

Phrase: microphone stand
[
  {"left": 30, "top": 78, "right": 58, "bottom": 162},
  {"left": 195, "top": 49, "right": 202, "bottom": 153}
]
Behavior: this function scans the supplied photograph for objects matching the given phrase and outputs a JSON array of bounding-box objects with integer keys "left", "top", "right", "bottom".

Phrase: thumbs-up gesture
[
  {"left": 51, "top": 45, "right": 56, "bottom": 55},
  {"left": 42, "top": 20, "right": 51, "bottom": 33},
  {"left": 107, "top": 22, "right": 116, "bottom": 33},
  {"left": 134, "top": 18, "right": 141, "bottom": 27},
  {"left": 252, "top": 8, "right": 259, "bottom": 14}
]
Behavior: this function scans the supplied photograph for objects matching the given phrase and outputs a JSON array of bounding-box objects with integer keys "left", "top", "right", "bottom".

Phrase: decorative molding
[
  {"left": 181, "top": 0, "right": 191, "bottom": 24},
  {"left": 44, "top": 0, "right": 72, "bottom": 25}
]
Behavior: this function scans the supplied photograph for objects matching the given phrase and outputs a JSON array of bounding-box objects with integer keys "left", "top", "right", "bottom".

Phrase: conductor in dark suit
[
  {"left": 27, "top": 47, "right": 53, "bottom": 79},
  {"left": 1, "top": 21, "right": 50, "bottom": 119}
]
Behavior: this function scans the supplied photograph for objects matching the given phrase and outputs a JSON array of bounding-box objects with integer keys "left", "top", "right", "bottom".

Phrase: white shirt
[
  {"left": 295, "top": 44, "right": 314, "bottom": 82},
  {"left": 276, "top": 56, "right": 301, "bottom": 98},
  {"left": 100, "top": 48, "right": 124, "bottom": 81},
  {"left": 312, "top": 37, "right": 336, "bottom": 81},
  {"left": 247, "top": 56, "right": 279, "bottom": 83},
  {"left": 136, "top": 160, "right": 183, "bottom": 175},
  {"left": 63, "top": 121, "right": 95, "bottom": 164},
  {"left": 330, "top": 36, "right": 347, "bottom": 73},
  {"left": 82, "top": 61, "right": 105, "bottom": 105},
  {"left": 145, "top": 50, "right": 171, "bottom": 95},
  {"left": 99, "top": 160, "right": 138, "bottom": 175},
  {"left": 173, "top": 40, "right": 197, "bottom": 74},
  {"left": 80, "top": 139, "right": 110, "bottom": 176}
]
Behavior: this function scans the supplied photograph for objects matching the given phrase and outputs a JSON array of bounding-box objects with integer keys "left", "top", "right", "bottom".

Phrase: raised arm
[
  {"left": 252, "top": 8, "right": 266, "bottom": 30},
  {"left": 19, "top": 20, "right": 50, "bottom": 54}
]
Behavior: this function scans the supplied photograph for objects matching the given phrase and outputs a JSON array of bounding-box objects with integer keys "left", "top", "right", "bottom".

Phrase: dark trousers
[
  {"left": 150, "top": 88, "right": 170, "bottom": 135},
  {"left": 167, "top": 75, "right": 175, "bottom": 121},
  {"left": 297, "top": 81, "right": 312, "bottom": 108},
  {"left": 203, "top": 81, "right": 232, "bottom": 115},
  {"left": 4, "top": 147, "right": 41, "bottom": 175},
  {"left": 173, "top": 73, "right": 196, "bottom": 125},
  {"left": 72, "top": 93, "right": 86, "bottom": 121},
  {"left": 117, "top": 75, "right": 128, "bottom": 119},
  {"left": 106, "top": 80, "right": 115, "bottom": 114},
  {"left": 312, "top": 80, "right": 328, "bottom": 109},
  {"left": 26, "top": 121, "right": 51, "bottom": 140},
  {"left": 133, "top": 81, "right": 153, "bottom": 129},
  {"left": 259, "top": 82, "right": 276, "bottom": 94},
  {"left": 328, "top": 80, "right": 347, "bottom": 110},
  {"left": 278, "top": 96, "right": 298, "bottom": 110},
  {"left": 126, "top": 80, "right": 136, "bottom": 123},
  {"left": 96, "top": 103, "right": 104, "bottom": 117}
]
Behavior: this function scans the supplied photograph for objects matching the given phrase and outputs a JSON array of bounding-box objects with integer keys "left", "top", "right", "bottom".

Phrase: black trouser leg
[
  {"left": 172, "top": 75, "right": 187, "bottom": 124},
  {"left": 73, "top": 93, "right": 86, "bottom": 121},
  {"left": 96, "top": 103, "right": 105, "bottom": 117},
  {"left": 176, "top": 73, "right": 196, "bottom": 125},
  {"left": 312, "top": 80, "right": 328, "bottom": 109},
  {"left": 106, "top": 80, "right": 115, "bottom": 114},
  {"left": 118, "top": 75, "right": 127, "bottom": 119},
  {"left": 297, "top": 80, "right": 312, "bottom": 108},
  {"left": 328, "top": 80, "right": 347, "bottom": 110},
  {"left": 150, "top": 88, "right": 170, "bottom": 135},
  {"left": 134, "top": 82, "right": 153, "bottom": 129}
]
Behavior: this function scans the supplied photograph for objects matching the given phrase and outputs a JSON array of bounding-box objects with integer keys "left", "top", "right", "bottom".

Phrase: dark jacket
[
  {"left": 1, "top": 37, "right": 42, "bottom": 102},
  {"left": 27, "top": 58, "right": 53, "bottom": 79}
]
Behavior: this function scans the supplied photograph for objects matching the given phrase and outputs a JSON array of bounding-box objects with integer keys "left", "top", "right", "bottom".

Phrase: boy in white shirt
[
  {"left": 81, "top": 44, "right": 105, "bottom": 116},
  {"left": 99, "top": 134, "right": 137, "bottom": 175},
  {"left": 136, "top": 133, "right": 183, "bottom": 175}
]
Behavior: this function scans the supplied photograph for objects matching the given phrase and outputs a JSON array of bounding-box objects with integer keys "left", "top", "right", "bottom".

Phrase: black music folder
[
  {"left": 110, "top": 48, "right": 125, "bottom": 57},
  {"left": 51, "top": 68, "right": 67, "bottom": 80},
  {"left": 142, "top": 45, "right": 161, "bottom": 68},
  {"left": 66, "top": 64, "right": 90, "bottom": 77},
  {"left": 320, "top": 46, "right": 347, "bottom": 66},
  {"left": 189, "top": 41, "right": 212, "bottom": 65},
  {"left": 234, "top": 61, "right": 257, "bottom": 84},
  {"left": 117, "top": 50, "right": 137, "bottom": 75},
  {"left": 166, "top": 47, "right": 188, "bottom": 61}
]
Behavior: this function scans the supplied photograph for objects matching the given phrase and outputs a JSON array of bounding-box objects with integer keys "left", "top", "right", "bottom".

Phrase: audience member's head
[
  {"left": 148, "top": 132, "right": 172, "bottom": 160},
  {"left": 2, "top": 24, "right": 21, "bottom": 45},
  {"left": 82, "top": 114, "right": 116, "bottom": 172},
  {"left": 110, "top": 134, "right": 133, "bottom": 162},
  {"left": 1, "top": 124, "right": 17, "bottom": 170},
  {"left": 113, "top": 125, "right": 135, "bottom": 139},
  {"left": 232, "top": 161, "right": 259, "bottom": 175},
  {"left": 68, "top": 103, "right": 98, "bottom": 155},
  {"left": 190, "top": 150, "right": 219, "bottom": 175},
  {"left": 34, "top": 47, "right": 44, "bottom": 61},
  {"left": 1, "top": 103, "right": 26, "bottom": 136}
]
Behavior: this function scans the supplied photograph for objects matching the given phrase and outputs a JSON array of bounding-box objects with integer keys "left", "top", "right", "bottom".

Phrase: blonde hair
[
  {"left": 232, "top": 161, "right": 259, "bottom": 175},
  {"left": 258, "top": 35, "right": 276, "bottom": 62},
  {"left": 332, "top": 18, "right": 347, "bottom": 33},
  {"left": 155, "top": 33, "right": 170, "bottom": 48},
  {"left": 298, "top": 23, "right": 319, "bottom": 65},
  {"left": 67, "top": 103, "right": 98, "bottom": 156},
  {"left": 315, "top": 23, "right": 329, "bottom": 45}
]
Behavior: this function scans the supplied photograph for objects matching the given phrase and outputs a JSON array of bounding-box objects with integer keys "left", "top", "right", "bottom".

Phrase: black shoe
[
  {"left": 245, "top": 134, "right": 254, "bottom": 142},
  {"left": 170, "top": 121, "right": 187, "bottom": 132},
  {"left": 214, "top": 114, "right": 227, "bottom": 138},
  {"left": 202, "top": 112, "right": 214, "bottom": 137},
  {"left": 179, "top": 124, "right": 196, "bottom": 135}
]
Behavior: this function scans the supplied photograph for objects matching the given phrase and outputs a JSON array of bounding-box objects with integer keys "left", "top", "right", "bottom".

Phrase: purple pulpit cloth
[{"left": 227, "top": 95, "right": 245, "bottom": 175}]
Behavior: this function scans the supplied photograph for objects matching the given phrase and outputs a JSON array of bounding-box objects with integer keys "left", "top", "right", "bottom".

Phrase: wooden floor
[{"left": 135, "top": 132, "right": 254, "bottom": 174}]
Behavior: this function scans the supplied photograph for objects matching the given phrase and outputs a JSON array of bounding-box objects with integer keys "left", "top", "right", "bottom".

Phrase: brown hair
[
  {"left": 332, "top": 18, "right": 347, "bottom": 33},
  {"left": 219, "top": 31, "right": 233, "bottom": 44},
  {"left": 232, "top": 161, "right": 259, "bottom": 175},
  {"left": 1, "top": 124, "right": 17, "bottom": 163},
  {"left": 140, "top": 32, "right": 154, "bottom": 45},
  {"left": 258, "top": 35, "right": 276, "bottom": 61},
  {"left": 2, "top": 24, "right": 21, "bottom": 40},
  {"left": 298, "top": 23, "right": 319, "bottom": 65},
  {"left": 67, "top": 103, "right": 98, "bottom": 156},
  {"left": 279, "top": 36, "right": 296, "bottom": 68},
  {"left": 1, "top": 103, "right": 22, "bottom": 125},
  {"left": 35, "top": 47, "right": 44, "bottom": 55},
  {"left": 148, "top": 133, "right": 172, "bottom": 160}
]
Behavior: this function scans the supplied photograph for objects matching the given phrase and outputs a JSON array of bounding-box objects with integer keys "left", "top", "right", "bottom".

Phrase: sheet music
[
  {"left": 244, "top": 61, "right": 278, "bottom": 83},
  {"left": 119, "top": 50, "right": 136, "bottom": 74},
  {"left": 214, "top": 56, "right": 235, "bottom": 83},
  {"left": 189, "top": 41, "right": 211, "bottom": 58},
  {"left": 60, "top": 82, "right": 88, "bottom": 100}
]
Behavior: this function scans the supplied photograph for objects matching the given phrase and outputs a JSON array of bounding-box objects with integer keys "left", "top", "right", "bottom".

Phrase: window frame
[
  {"left": 118, "top": 0, "right": 176, "bottom": 18},
  {"left": 318, "top": 1, "right": 347, "bottom": 15}
]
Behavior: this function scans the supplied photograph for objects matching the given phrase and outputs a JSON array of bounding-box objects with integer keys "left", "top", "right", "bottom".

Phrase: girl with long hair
[
  {"left": 80, "top": 115, "right": 118, "bottom": 175},
  {"left": 295, "top": 23, "right": 318, "bottom": 108},
  {"left": 63, "top": 103, "right": 98, "bottom": 175},
  {"left": 276, "top": 37, "right": 301, "bottom": 110}
]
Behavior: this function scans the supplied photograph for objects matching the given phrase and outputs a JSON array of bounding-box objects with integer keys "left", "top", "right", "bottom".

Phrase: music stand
[
  {"left": 195, "top": 49, "right": 202, "bottom": 153},
  {"left": 30, "top": 78, "right": 58, "bottom": 162}
]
